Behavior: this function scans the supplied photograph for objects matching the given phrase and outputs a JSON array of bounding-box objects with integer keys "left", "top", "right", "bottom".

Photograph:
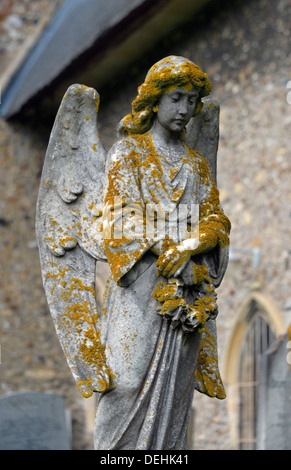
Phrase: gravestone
[
  {"left": 257, "top": 334, "right": 291, "bottom": 450},
  {"left": 0, "top": 391, "right": 71, "bottom": 450}
]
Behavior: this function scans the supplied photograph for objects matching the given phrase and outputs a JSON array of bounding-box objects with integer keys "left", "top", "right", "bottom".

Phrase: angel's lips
[{"left": 170, "top": 118, "right": 187, "bottom": 129}]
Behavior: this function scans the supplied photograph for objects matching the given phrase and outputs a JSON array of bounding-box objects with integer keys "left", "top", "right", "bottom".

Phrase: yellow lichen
[
  {"left": 118, "top": 56, "right": 212, "bottom": 136},
  {"left": 195, "top": 327, "right": 226, "bottom": 399}
]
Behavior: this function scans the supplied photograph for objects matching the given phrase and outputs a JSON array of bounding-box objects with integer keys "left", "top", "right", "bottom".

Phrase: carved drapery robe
[{"left": 94, "top": 132, "right": 230, "bottom": 450}]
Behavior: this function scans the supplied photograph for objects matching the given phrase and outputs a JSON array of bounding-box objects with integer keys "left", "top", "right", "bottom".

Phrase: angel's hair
[{"left": 117, "top": 56, "right": 212, "bottom": 138}]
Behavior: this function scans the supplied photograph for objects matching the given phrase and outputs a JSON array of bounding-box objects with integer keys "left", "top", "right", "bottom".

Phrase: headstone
[
  {"left": 0, "top": 391, "right": 71, "bottom": 450},
  {"left": 257, "top": 334, "right": 291, "bottom": 450}
]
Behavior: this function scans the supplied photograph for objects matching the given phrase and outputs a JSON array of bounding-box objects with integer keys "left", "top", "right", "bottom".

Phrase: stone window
[
  {"left": 224, "top": 292, "right": 284, "bottom": 449},
  {"left": 237, "top": 305, "right": 275, "bottom": 449}
]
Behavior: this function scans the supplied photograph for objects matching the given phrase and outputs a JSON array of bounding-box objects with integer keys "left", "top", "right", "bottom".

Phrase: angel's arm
[{"left": 156, "top": 156, "right": 230, "bottom": 278}]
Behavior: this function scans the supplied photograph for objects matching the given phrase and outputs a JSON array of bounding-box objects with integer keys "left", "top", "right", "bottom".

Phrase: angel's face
[{"left": 155, "top": 85, "right": 198, "bottom": 135}]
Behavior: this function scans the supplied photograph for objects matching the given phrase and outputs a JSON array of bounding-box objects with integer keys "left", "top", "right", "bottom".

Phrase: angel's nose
[{"left": 178, "top": 99, "right": 188, "bottom": 116}]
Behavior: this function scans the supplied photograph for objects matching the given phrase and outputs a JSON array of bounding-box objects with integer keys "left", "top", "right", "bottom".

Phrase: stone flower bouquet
[{"left": 153, "top": 261, "right": 218, "bottom": 333}]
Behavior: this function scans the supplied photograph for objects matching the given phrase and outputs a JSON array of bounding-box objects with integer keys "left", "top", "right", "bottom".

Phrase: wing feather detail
[{"left": 36, "top": 84, "right": 115, "bottom": 397}]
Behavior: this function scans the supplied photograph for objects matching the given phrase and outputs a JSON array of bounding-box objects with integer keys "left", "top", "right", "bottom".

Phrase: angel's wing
[
  {"left": 36, "top": 84, "right": 115, "bottom": 398},
  {"left": 186, "top": 98, "right": 220, "bottom": 184}
]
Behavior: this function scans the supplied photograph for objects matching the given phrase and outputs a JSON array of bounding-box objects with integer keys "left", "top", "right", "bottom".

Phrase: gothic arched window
[
  {"left": 224, "top": 293, "right": 284, "bottom": 450},
  {"left": 237, "top": 305, "right": 275, "bottom": 449}
]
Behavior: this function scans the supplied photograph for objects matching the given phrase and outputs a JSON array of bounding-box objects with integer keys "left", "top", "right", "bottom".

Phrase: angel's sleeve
[
  {"left": 197, "top": 155, "right": 231, "bottom": 286},
  {"left": 191, "top": 157, "right": 230, "bottom": 399},
  {"left": 101, "top": 139, "right": 153, "bottom": 285},
  {"left": 198, "top": 156, "right": 230, "bottom": 247}
]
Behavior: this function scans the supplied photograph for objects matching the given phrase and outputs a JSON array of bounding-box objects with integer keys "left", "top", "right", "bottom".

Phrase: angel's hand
[
  {"left": 155, "top": 233, "right": 212, "bottom": 278},
  {"left": 156, "top": 244, "right": 192, "bottom": 278}
]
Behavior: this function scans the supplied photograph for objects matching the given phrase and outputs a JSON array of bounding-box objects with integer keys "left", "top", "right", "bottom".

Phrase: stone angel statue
[{"left": 36, "top": 56, "right": 231, "bottom": 450}]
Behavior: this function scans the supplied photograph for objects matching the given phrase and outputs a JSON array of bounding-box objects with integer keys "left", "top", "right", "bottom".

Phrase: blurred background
[{"left": 0, "top": 0, "right": 290, "bottom": 450}]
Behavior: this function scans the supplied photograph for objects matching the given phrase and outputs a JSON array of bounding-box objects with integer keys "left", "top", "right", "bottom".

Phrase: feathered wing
[
  {"left": 186, "top": 98, "right": 219, "bottom": 183},
  {"left": 186, "top": 99, "right": 230, "bottom": 399},
  {"left": 36, "top": 84, "right": 116, "bottom": 398}
]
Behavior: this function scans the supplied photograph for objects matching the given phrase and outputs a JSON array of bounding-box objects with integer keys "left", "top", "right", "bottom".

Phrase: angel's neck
[
  {"left": 151, "top": 119, "right": 179, "bottom": 144},
  {"left": 150, "top": 121, "right": 185, "bottom": 158}
]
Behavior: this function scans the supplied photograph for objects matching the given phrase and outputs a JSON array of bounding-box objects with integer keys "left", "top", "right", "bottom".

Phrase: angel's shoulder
[
  {"left": 108, "top": 134, "right": 147, "bottom": 163},
  {"left": 186, "top": 145, "right": 207, "bottom": 167}
]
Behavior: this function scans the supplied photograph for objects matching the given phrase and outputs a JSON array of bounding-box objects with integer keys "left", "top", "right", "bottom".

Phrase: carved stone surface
[
  {"left": 0, "top": 392, "right": 71, "bottom": 450},
  {"left": 186, "top": 99, "right": 220, "bottom": 184},
  {"left": 36, "top": 56, "right": 230, "bottom": 450}
]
